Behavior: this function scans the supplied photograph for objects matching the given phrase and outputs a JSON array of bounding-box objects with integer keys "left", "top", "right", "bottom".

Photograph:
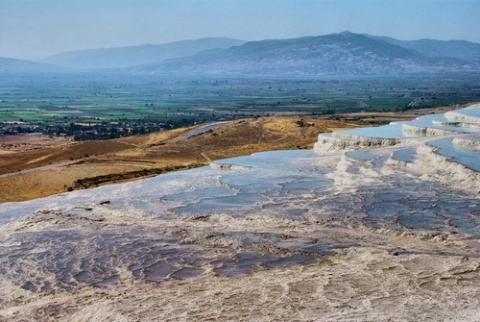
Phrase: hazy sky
[{"left": 1, "top": 0, "right": 479, "bottom": 60}]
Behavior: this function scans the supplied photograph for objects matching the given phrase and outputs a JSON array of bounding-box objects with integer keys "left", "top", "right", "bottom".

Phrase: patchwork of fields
[{"left": 1, "top": 73, "right": 479, "bottom": 139}]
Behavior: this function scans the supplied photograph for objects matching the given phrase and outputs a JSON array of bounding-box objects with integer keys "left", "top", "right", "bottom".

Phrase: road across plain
[{"left": 180, "top": 121, "right": 230, "bottom": 140}]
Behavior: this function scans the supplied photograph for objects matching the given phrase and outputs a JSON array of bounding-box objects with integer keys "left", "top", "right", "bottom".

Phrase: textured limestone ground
[
  {"left": 1, "top": 230, "right": 479, "bottom": 322},
  {"left": 1, "top": 138, "right": 479, "bottom": 321}
]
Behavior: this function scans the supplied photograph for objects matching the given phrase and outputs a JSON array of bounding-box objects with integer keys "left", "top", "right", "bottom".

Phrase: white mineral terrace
[{"left": 1, "top": 104, "right": 480, "bottom": 321}]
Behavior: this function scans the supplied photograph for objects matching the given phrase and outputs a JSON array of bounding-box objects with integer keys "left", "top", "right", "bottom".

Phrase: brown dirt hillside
[{"left": 0, "top": 109, "right": 443, "bottom": 202}]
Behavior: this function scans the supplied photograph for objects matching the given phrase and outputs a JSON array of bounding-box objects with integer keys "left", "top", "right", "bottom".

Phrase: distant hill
[
  {"left": 370, "top": 36, "right": 480, "bottom": 62},
  {"left": 0, "top": 57, "right": 61, "bottom": 72},
  {"left": 135, "top": 32, "right": 480, "bottom": 76},
  {"left": 40, "top": 38, "right": 246, "bottom": 70}
]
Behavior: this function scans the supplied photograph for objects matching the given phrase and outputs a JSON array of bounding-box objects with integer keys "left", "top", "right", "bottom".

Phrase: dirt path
[
  {"left": 0, "top": 161, "right": 79, "bottom": 179},
  {"left": 201, "top": 152, "right": 212, "bottom": 163}
]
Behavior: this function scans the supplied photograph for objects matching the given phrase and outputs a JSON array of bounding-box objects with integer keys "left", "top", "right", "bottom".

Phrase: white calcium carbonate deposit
[{"left": 1, "top": 104, "right": 480, "bottom": 321}]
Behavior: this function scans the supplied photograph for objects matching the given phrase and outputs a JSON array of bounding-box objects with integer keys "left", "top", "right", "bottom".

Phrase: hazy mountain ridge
[
  {"left": 4, "top": 32, "right": 480, "bottom": 75},
  {"left": 138, "top": 32, "right": 480, "bottom": 75},
  {"left": 40, "top": 38, "right": 246, "bottom": 70},
  {"left": 371, "top": 35, "right": 480, "bottom": 62},
  {"left": 0, "top": 57, "right": 63, "bottom": 72}
]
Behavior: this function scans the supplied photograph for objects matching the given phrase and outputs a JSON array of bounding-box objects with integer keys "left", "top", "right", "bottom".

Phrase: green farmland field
[{"left": 1, "top": 71, "right": 480, "bottom": 139}]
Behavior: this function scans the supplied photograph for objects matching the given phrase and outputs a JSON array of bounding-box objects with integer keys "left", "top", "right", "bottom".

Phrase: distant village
[{"left": 0, "top": 118, "right": 174, "bottom": 140}]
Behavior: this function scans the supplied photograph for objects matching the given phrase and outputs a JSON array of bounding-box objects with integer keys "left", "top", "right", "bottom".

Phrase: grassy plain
[{"left": 2, "top": 73, "right": 479, "bottom": 125}]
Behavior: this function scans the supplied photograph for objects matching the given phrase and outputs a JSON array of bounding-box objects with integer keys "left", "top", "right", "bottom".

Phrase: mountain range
[
  {"left": 2, "top": 32, "right": 480, "bottom": 75},
  {"left": 39, "top": 37, "right": 245, "bottom": 70},
  {"left": 138, "top": 32, "right": 480, "bottom": 75}
]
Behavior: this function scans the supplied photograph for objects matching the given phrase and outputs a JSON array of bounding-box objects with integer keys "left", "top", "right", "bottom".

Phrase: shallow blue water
[
  {"left": 335, "top": 111, "right": 480, "bottom": 140},
  {"left": 391, "top": 148, "right": 417, "bottom": 162},
  {"left": 428, "top": 137, "right": 480, "bottom": 172},
  {"left": 451, "top": 106, "right": 480, "bottom": 118},
  {"left": 407, "top": 114, "right": 477, "bottom": 133},
  {"left": 336, "top": 122, "right": 405, "bottom": 139}
]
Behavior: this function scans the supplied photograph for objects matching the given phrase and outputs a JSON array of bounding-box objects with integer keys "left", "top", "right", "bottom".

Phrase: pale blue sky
[{"left": 1, "top": 0, "right": 479, "bottom": 60}]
